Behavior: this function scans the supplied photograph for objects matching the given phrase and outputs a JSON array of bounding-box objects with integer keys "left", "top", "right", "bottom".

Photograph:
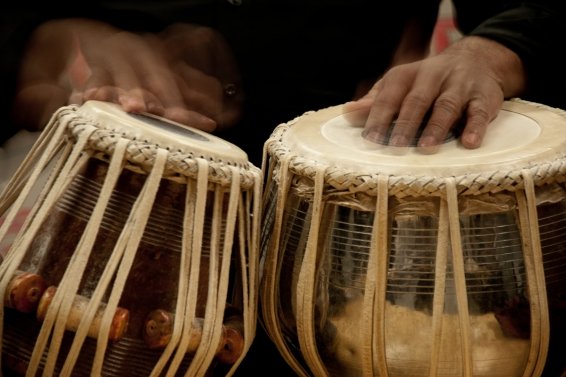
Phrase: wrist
[{"left": 445, "top": 36, "right": 526, "bottom": 97}]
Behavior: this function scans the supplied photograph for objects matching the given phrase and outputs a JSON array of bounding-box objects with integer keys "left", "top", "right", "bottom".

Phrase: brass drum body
[
  {"left": 0, "top": 101, "right": 262, "bottom": 376},
  {"left": 260, "top": 100, "right": 566, "bottom": 377}
]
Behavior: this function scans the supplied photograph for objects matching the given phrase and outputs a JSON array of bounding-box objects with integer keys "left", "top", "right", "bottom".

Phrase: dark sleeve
[{"left": 453, "top": 0, "right": 566, "bottom": 109}]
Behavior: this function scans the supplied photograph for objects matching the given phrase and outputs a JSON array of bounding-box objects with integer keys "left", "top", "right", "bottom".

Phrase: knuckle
[
  {"left": 433, "top": 96, "right": 462, "bottom": 116},
  {"left": 372, "top": 95, "right": 397, "bottom": 109},
  {"left": 403, "top": 91, "right": 431, "bottom": 109},
  {"left": 424, "top": 121, "right": 448, "bottom": 135},
  {"left": 191, "top": 25, "right": 221, "bottom": 45},
  {"left": 468, "top": 109, "right": 490, "bottom": 126},
  {"left": 467, "top": 101, "right": 492, "bottom": 122}
]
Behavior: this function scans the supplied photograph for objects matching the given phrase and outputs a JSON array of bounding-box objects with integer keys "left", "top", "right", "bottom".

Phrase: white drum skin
[
  {"left": 77, "top": 100, "right": 249, "bottom": 165},
  {"left": 281, "top": 100, "right": 566, "bottom": 177}
]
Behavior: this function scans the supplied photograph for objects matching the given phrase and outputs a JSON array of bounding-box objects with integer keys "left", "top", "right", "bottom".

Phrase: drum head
[
  {"left": 77, "top": 100, "right": 249, "bottom": 165},
  {"left": 279, "top": 100, "right": 566, "bottom": 177}
]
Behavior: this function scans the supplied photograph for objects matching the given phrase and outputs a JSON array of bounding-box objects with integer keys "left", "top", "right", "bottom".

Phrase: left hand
[
  {"left": 12, "top": 20, "right": 243, "bottom": 133},
  {"left": 344, "top": 36, "right": 526, "bottom": 153}
]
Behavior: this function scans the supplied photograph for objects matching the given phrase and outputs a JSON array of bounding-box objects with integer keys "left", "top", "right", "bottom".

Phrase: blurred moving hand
[
  {"left": 12, "top": 19, "right": 243, "bottom": 133},
  {"left": 345, "top": 36, "right": 526, "bottom": 153}
]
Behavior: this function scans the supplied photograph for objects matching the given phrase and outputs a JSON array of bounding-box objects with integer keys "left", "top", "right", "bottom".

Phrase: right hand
[{"left": 344, "top": 36, "right": 526, "bottom": 153}]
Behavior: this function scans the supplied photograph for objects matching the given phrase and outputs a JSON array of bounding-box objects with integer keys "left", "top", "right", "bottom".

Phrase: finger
[
  {"left": 460, "top": 95, "right": 502, "bottom": 149},
  {"left": 173, "top": 62, "right": 224, "bottom": 118},
  {"left": 138, "top": 65, "right": 187, "bottom": 111},
  {"left": 82, "top": 36, "right": 155, "bottom": 111},
  {"left": 163, "top": 107, "right": 217, "bottom": 132},
  {"left": 388, "top": 74, "right": 442, "bottom": 147},
  {"left": 82, "top": 58, "right": 132, "bottom": 91},
  {"left": 82, "top": 85, "right": 123, "bottom": 103},
  {"left": 173, "top": 62, "right": 243, "bottom": 130},
  {"left": 120, "top": 88, "right": 165, "bottom": 116},
  {"left": 111, "top": 64, "right": 154, "bottom": 113},
  {"left": 82, "top": 65, "right": 164, "bottom": 115},
  {"left": 417, "top": 93, "right": 466, "bottom": 153},
  {"left": 80, "top": 67, "right": 116, "bottom": 102},
  {"left": 343, "top": 80, "right": 379, "bottom": 125},
  {"left": 123, "top": 35, "right": 188, "bottom": 111},
  {"left": 343, "top": 97, "right": 372, "bottom": 126},
  {"left": 69, "top": 89, "right": 85, "bottom": 105},
  {"left": 157, "top": 25, "right": 243, "bottom": 130},
  {"left": 362, "top": 73, "right": 408, "bottom": 144}
]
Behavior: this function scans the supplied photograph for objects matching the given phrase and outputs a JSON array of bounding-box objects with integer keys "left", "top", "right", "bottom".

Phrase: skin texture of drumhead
[
  {"left": 281, "top": 100, "right": 566, "bottom": 177},
  {"left": 77, "top": 100, "right": 249, "bottom": 164}
]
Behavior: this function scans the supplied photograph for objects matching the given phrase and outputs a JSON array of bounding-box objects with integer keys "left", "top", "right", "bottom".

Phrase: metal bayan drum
[
  {"left": 260, "top": 99, "right": 566, "bottom": 377},
  {"left": 0, "top": 100, "right": 262, "bottom": 376}
]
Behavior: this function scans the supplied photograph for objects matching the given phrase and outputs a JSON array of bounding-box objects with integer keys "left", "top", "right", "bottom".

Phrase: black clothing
[
  {"left": 455, "top": 0, "right": 566, "bottom": 112},
  {"left": 5, "top": 0, "right": 566, "bottom": 163}
]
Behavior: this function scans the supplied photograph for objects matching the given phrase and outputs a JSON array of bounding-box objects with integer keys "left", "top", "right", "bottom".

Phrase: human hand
[
  {"left": 344, "top": 36, "right": 526, "bottom": 153},
  {"left": 12, "top": 19, "right": 242, "bottom": 133},
  {"left": 155, "top": 23, "right": 244, "bottom": 131}
]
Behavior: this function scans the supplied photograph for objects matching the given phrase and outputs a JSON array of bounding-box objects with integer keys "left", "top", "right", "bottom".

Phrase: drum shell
[
  {"left": 262, "top": 183, "right": 566, "bottom": 376},
  {"left": 259, "top": 100, "right": 566, "bottom": 377},
  {"left": 0, "top": 102, "right": 261, "bottom": 377}
]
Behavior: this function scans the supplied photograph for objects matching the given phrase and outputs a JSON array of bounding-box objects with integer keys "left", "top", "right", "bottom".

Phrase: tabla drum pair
[
  {"left": 0, "top": 100, "right": 262, "bottom": 376},
  {"left": 259, "top": 99, "right": 566, "bottom": 377}
]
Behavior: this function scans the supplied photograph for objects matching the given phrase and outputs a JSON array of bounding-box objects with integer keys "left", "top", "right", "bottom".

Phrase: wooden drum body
[
  {"left": 260, "top": 100, "right": 566, "bottom": 377},
  {"left": 0, "top": 101, "right": 262, "bottom": 376}
]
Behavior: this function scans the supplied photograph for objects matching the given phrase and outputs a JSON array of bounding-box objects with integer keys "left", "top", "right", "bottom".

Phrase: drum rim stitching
[
  {"left": 60, "top": 106, "right": 261, "bottom": 190},
  {"left": 265, "top": 99, "right": 566, "bottom": 197},
  {"left": 266, "top": 147, "right": 566, "bottom": 197}
]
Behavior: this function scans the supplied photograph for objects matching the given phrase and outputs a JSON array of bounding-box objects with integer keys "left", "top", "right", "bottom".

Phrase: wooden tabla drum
[
  {"left": 260, "top": 99, "right": 566, "bottom": 377},
  {"left": 0, "top": 100, "right": 262, "bottom": 376}
]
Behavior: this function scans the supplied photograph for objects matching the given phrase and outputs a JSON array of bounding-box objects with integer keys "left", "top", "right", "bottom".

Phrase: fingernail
[
  {"left": 418, "top": 135, "right": 437, "bottom": 148},
  {"left": 417, "top": 139, "right": 440, "bottom": 154},
  {"left": 362, "top": 128, "right": 383, "bottom": 144},
  {"left": 146, "top": 102, "right": 164, "bottom": 115},
  {"left": 389, "top": 134, "right": 408, "bottom": 147},
  {"left": 463, "top": 132, "right": 480, "bottom": 148},
  {"left": 118, "top": 94, "right": 132, "bottom": 106},
  {"left": 119, "top": 95, "right": 145, "bottom": 112}
]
